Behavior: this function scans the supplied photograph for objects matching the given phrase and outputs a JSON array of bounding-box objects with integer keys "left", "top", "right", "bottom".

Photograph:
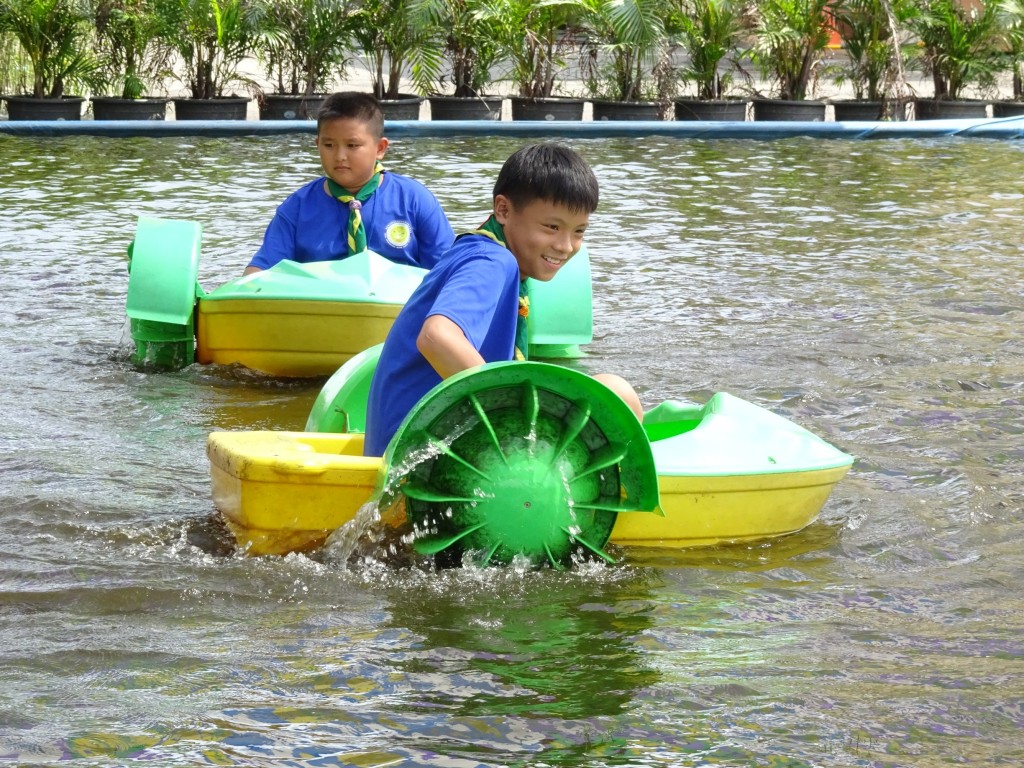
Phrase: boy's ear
[
  {"left": 493, "top": 194, "right": 512, "bottom": 224},
  {"left": 376, "top": 137, "right": 389, "bottom": 158}
]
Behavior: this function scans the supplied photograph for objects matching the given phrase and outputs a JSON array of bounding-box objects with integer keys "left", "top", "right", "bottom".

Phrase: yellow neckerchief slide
[{"left": 327, "top": 161, "right": 385, "bottom": 254}]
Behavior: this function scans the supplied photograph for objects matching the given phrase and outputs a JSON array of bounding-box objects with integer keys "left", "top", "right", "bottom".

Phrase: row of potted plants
[{"left": 2, "top": 0, "right": 1024, "bottom": 121}]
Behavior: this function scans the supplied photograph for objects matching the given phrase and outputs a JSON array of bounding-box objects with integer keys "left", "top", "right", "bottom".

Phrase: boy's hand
[{"left": 417, "top": 315, "right": 485, "bottom": 379}]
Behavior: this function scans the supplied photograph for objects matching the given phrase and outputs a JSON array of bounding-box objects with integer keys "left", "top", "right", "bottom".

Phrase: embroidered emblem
[{"left": 385, "top": 220, "right": 412, "bottom": 248}]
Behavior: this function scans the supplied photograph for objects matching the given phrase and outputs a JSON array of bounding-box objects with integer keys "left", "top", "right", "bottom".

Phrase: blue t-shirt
[
  {"left": 364, "top": 234, "right": 521, "bottom": 456},
  {"left": 247, "top": 172, "right": 455, "bottom": 270}
]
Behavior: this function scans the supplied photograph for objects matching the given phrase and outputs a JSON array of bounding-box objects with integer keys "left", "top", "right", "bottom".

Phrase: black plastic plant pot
[
  {"left": 992, "top": 101, "right": 1024, "bottom": 118},
  {"left": 92, "top": 97, "right": 168, "bottom": 121},
  {"left": 379, "top": 361, "right": 661, "bottom": 569},
  {"left": 428, "top": 96, "right": 503, "bottom": 121},
  {"left": 831, "top": 100, "right": 884, "bottom": 121},
  {"left": 914, "top": 99, "right": 989, "bottom": 120},
  {"left": 172, "top": 96, "right": 250, "bottom": 121},
  {"left": 674, "top": 99, "right": 748, "bottom": 121},
  {"left": 4, "top": 95, "right": 84, "bottom": 121},
  {"left": 752, "top": 99, "right": 826, "bottom": 121},
  {"left": 380, "top": 94, "right": 423, "bottom": 120},
  {"left": 509, "top": 97, "right": 585, "bottom": 121},
  {"left": 258, "top": 94, "right": 326, "bottom": 120},
  {"left": 590, "top": 100, "right": 661, "bottom": 121}
]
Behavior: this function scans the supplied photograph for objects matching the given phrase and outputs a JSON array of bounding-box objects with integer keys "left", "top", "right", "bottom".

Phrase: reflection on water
[{"left": 1, "top": 133, "right": 1023, "bottom": 766}]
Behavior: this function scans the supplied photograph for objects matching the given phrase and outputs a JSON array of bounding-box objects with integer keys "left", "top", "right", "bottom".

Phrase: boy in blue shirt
[
  {"left": 244, "top": 92, "right": 454, "bottom": 275},
  {"left": 364, "top": 142, "right": 643, "bottom": 456}
]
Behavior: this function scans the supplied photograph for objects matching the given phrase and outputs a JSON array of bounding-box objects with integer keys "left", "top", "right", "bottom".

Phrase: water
[{"left": 1, "top": 132, "right": 1023, "bottom": 766}]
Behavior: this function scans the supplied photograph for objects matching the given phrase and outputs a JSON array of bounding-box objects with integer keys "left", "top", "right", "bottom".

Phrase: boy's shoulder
[
  {"left": 441, "top": 231, "right": 518, "bottom": 268},
  {"left": 382, "top": 170, "right": 435, "bottom": 194}
]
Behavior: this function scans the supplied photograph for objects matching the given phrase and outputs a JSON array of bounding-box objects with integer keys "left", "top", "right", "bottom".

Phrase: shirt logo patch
[{"left": 385, "top": 220, "right": 412, "bottom": 248}]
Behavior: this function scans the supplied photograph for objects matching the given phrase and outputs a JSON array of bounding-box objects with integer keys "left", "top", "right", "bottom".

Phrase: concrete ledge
[{"left": 2, "top": 116, "right": 1024, "bottom": 139}]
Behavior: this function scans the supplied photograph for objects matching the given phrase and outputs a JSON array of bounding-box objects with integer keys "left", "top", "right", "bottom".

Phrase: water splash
[{"left": 321, "top": 439, "right": 447, "bottom": 570}]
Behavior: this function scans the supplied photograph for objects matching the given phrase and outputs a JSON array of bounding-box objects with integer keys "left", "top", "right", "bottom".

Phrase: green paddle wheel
[
  {"left": 125, "top": 217, "right": 202, "bottom": 370},
  {"left": 378, "top": 362, "right": 661, "bottom": 569}
]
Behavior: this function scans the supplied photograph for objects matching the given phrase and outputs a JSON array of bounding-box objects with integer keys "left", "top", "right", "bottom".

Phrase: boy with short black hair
[
  {"left": 244, "top": 91, "right": 454, "bottom": 275},
  {"left": 363, "top": 142, "right": 642, "bottom": 456}
]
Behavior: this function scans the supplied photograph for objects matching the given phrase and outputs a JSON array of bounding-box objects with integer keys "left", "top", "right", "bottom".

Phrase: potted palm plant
[
  {"left": 995, "top": 0, "right": 1024, "bottom": 115},
  {"left": 414, "top": 0, "right": 505, "bottom": 120},
  {"left": 579, "top": 0, "right": 671, "bottom": 120},
  {"left": 254, "top": 0, "right": 351, "bottom": 119},
  {"left": 671, "top": 0, "right": 748, "bottom": 120},
  {"left": 908, "top": 0, "right": 1005, "bottom": 119},
  {"left": 348, "top": 0, "right": 430, "bottom": 119},
  {"left": 155, "top": 0, "right": 262, "bottom": 119},
  {"left": 829, "top": 0, "right": 915, "bottom": 120},
  {"left": 91, "top": 0, "right": 173, "bottom": 120},
  {"left": 496, "top": 0, "right": 588, "bottom": 120},
  {"left": 746, "top": 0, "right": 831, "bottom": 120},
  {"left": 0, "top": 0, "right": 96, "bottom": 119}
]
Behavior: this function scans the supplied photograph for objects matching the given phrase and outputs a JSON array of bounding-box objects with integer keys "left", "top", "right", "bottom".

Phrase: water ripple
[{"left": 2, "top": 134, "right": 1024, "bottom": 766}]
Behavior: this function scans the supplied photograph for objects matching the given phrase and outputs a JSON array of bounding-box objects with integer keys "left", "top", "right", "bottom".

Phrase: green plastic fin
[
  {"left": 401, "top": 481, "right": 487, "bottom": 504},
  {"left": 572, "top": 441, "right": 629, "bottom": 480},
  {"left": 522, "top": 380, "right": 540, "bottom": 430},
  {"left": 527, "top": 244, "right": 593, "bottom": 359},
  {"left": 562, "top": 527, "right": 617, "bottom": 564},
  {"left": 468, "top": 393, "right": 510, "bottom": 466},
  {"left": 306, "top": 344, "right": 382, "bottom": 433},
  {"left": 125, "top": 216, "right": 202, "bottom": 370},
  {"left": 413, "top": 522, "right": 488, "bottom": 556},
  {"left": 420, "top": 433, "right": 493, "bottom": 482},
  {"left": 570, "top": 499, "right": 651, "bottom": 514},
  {"left": 544, "top": 543, "right": 565, "bottom": 571},
  {"left": 479, "top": 541, "right": 502, "bottom": 566},
  {"left": 535, "top": 399, "right": 594, "bottom": 483}
]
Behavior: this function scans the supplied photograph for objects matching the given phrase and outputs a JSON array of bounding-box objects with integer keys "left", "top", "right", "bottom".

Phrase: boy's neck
[
  {"left": 472, "top": 213, "right": 507, "bottom": 248},
  {"left": 326, "top": 170, "right": 383, "bottom": 198}
]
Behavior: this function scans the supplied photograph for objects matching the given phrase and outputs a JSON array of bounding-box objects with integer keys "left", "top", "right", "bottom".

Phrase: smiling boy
[
  {"left": 363, "top": 142, "right": 643, "bottom": 457},
  {"left": 244, "top": 92, "right": 454, "bottom": 275}
]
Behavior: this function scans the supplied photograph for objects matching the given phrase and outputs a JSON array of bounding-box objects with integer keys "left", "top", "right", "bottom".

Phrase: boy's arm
[
  {"left": 247, "top": 214, "right": 295, "bottom": 273},
  {"left": 416, "top": 203, "right": 456, "bottom": 269},
  {"left": 416, "top": 314, "right": 485, "bottom": 379},
  {"left": 245, "top": 193, "right": 303, "bottom": 274}
]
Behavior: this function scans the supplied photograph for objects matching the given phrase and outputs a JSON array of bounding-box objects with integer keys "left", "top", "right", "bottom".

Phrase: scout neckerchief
[
  {"left": 468, "top": 214, "right": 529, "bottom": 361},
  {"left": 326, "top": 161, "right": 384, "bottom": 254}
]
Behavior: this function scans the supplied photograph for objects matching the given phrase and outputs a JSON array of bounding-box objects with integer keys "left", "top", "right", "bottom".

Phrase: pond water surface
[{"left": 1, "top": 133, "right": 1023, "bottom": 766}]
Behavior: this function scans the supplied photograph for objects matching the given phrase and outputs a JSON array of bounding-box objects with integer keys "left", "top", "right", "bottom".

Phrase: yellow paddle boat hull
[
  {"left": 196, "top": 299, "right": 403, "bottom": 378},
  {"left": 208, "top": 428, "right": 852, "bottom": 557},
  {"left": 209, "top": 432, "right": 377, "bottom": 556}
]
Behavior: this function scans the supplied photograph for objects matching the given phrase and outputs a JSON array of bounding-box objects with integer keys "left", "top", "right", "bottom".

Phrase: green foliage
[
  {"left": 411, "top": 0, "right": 505, "bottom": 96},
  {"left": 493, "top": 0, "right": 587, "bottom": 99},
  {"left": 830, "top": 0, "right": 916, "bottom": 101},
  {"left": 349, "top": 0, "right": 434, "bottom": 98},
  {"left": 748, "top": 0, "right": 832, "bottom": 100},
  {"left": 257, "top": 0, "right": 351, "bottom": 96},
  {"left": 833, "top": 0, "right": 888, "bottom": 101},
  {"left": 579, "top": 0, "right": 672, "bottom": 101},
  {"left": 999, "top": 0, "right": 1024, "bottom": 97},
  {"left": 0, "top": 30, "right": 31, "bottom": 94},
  {"left": 154, "top": 0, "right": 263, "bottom": 98},
  {"left": 93, "top": 0, "right": 174, "bottom": 98},
  {"left": 908, "top": 0, "right": 1005, "bottom": 99},
  {"left": 0, "top": 0, "right": 98, "bottom": 97},
  {"left": 671, "top": 0, "right": 743, "bottom": 99}
]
